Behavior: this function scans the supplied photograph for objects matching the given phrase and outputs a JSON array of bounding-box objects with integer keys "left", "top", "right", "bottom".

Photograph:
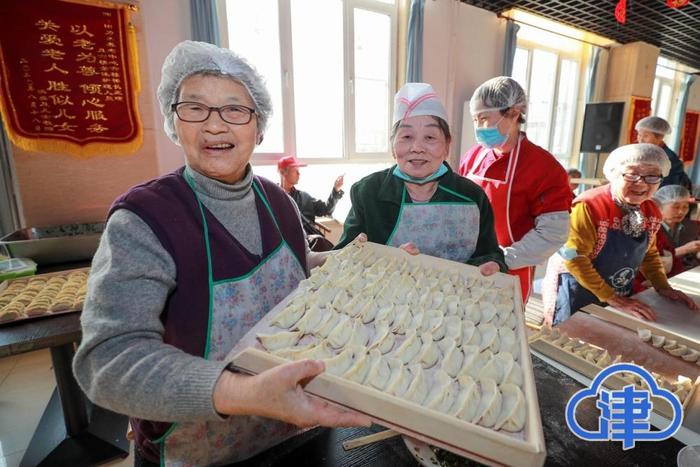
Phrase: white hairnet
[
  {"left": 603, "top": 143, "right": 671, "bottom": 181},
  {"left": 653, "top": 185, "right": 693, "bottom": 205},
  {"left": 635, "top": 116, "right": 672, "bottom": 135},
  {"left": 157, "top": 40, "right": 272, "bottom": 144},
  {"left": 469, "top": 76, "right": 528, "bottom": 116},
  {"left": 393, "top": 83, "right": 448, "bottom": 125}
]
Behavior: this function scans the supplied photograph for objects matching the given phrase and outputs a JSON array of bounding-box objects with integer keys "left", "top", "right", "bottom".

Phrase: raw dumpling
[
  {"left": 479, "top": 303, "right": 498, "bottom": 324},
  {"left": 367, "top": 354, "right": 402, "bottom": 391},
  {"left": 463, "top": 303, "right": 481, "bottom": 323},
  {"left": 375, "top": 304, "right": 396, "bottom": 326},
  {"left": 293, "top": 306, "right": 326, "bottom": 334},
  {"left": 404, "top": 364, "right": 429, "bottom": 405},
  {"left": 418, "top": 332, "right": 442, "bottom": 368},
  {"left": 343, "top": 294, "right": 368, "bottom": 318},
  {"left": 478, "top": 323, "right": 500, "bottom": 353},
  {"left": 324, "top": 346, "right": 360, "bottom": 376},
  {"left": 498, "top": 327, "right": 518, "bottom": 355},
  {"left": 359, "top": 301, "right": 379, "bottom": 324},
  {"left": 441, "top": 339, "right": 464, "bottom": 377},
  {"left": 663, "top": 339, "right": 678, "bottom": 351},
  {"left": 460, "top": 348, "right": 493, "bottom": 379},
  {"left": 474, "top": 378, "right": 502, "bottom": 428},
  {"left": 596, "top": 350, "right": 612, "bottom": 367},
  {"left": 316, "top": 284, "right": 340, "bottom": 304},
  {"left": 682, "top": 349, "right": 700, "bottom": 362},
  {"left": 271, "top": 302, "right": 306, "bottom": 329},
  {"left": 637, "top": 328, "right": 652, "bottom": 342},
  {"left": 347, "top": 319, "right": 371, "bottom": 348},
  {"left": 369, "top": 323, "right": 396, "bottom": 354},
  {"left": 386, "top": 362, "right": 413, "bottom": 397},
  {"left": 462, "top": 321, "right": 481, "bottom": 347},
  {"left": 391, "top": 305, "right": 413, "bottom": 335},
  {"left": 315, "top": 310, "right": 343, "bottom": 338},
  {"left": 395, "top": 330, "right": 422, "bottom": 364},
  {"left": 273, "top": 342, "right": 315, "bottom": 360},
  {"left": 651, "top": 334, "right": 665, "bottom": 348},
  {"left": 342, "top": 350, "right": 373, "bottom": 384},
  {"left": 494, "top": 384, "right": 526, "bottom": 432},
  {"left": 327, "top": 315, "right": 353, "bottom": 348},
  {"left": 669, "top": 344, "right": 688, "bottom": 357},
  {"left": 280, "top": 341, "right": 334, "bottom": 361},
  {"left": 425, "top": 370, "right": 457, "bottom": 414},
  {"left": 257, "top": 330, "right": 302, "bottom": 351},
  {"left": 451, "top": 375, "right": 481, "bottom": 422},
  {"left": 331, "top": 289, "right": 350, "bottom": 311}
]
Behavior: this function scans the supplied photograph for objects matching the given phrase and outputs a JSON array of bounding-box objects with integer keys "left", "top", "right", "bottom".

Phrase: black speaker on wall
[{"left": 579, "top": 102, "right": 625, "bottom": 153}]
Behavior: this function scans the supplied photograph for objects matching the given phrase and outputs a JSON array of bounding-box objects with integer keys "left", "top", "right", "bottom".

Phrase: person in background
[
  {"left": 336, "top": 82, "right": 506, "bottom": 276},
  {"left": 278, "top": 155, "right": 344, "bottom": 251},
  {"left": 635, "top": 116, "right": 692, "bottom": 189},
  {"left": 654, "top": 184, "right": 700, "bottom": 270},
  {"left": 73, "top": 40, "right": 369, "bottom": 467},
  {"left": 459, "top": 76, "right": 572, "bottom": 302},
  {"left": 568, "top": 168, "right": 582, "bottom": 200},
  {"left": 545, "top": 144, "right": 697, "bottom": 326}
]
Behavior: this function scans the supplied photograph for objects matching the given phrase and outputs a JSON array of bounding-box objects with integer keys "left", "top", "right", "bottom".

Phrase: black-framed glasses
[
  {"left": 622, "top": 172, "right": 663, "bottom": 185},
  {"left": 171, "top": 102, "right": 256, "bottom": 125}
]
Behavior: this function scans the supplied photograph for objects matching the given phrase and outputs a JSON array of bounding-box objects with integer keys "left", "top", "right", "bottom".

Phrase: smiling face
[
  {"left": 612, "top": 163, "right": 663, "bottom": 205},
  {"left": 174, "top": 74, "right": 259, "bottom": 184},
  {"left": 660, "top": 200, "right": 690, "bottom": 226},
  {"left": 636, "top": 129, "right": 665, "bottom": 146},
  {"left": 392, "top": 115, "right": 450, "bottom": 179}
]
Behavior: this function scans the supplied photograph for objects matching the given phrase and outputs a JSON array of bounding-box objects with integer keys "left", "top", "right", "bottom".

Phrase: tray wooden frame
[
  {"left": 230, "top": 241, "right": 545, "bottom": 467},
  {"left": 0, "top": 267, "right": 89, "bottom": 325}
]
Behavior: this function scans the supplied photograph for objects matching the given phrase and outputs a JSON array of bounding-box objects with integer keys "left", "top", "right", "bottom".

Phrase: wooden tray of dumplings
[
  {"left": 529, "top": 327, "right": 700, "bottom": 422},
  {"left": 230, "top": 241, "right": 546, "bottom": 467},
  {"left": 0, "top": 268, "right": 89, "bottom": 325}
]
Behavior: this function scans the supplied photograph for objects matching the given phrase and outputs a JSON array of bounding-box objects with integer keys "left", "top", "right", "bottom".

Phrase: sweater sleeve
[
  {"left": 563, "top": 202, "right": 616, "bottom": 302},
  {"left": 73, "top": 209, "right": 229, "bottom": 423},
  {"left": 335, "top": 182, "right": 366, "bottom": 249},
  {"left": 639, "top": 231, "right": 672, "bottom": 291},
  {"left": 467, "top": 192, "right": 507, "bottom": 272}
]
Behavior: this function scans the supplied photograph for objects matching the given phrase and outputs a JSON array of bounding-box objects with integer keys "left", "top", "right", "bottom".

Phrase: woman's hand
[
  {"left": 214, "top": 359, "right": 372, "bottom": 428},
  {"left": 657, "top": 287, "right": 700, "bottom": 311},
  {"left": 354, "top": 232, "right": 368, "bottom": 243},
  {"left": 607, "top": 295, "right": 657, "bottom": 321},
  {"left": 675, "top": 240, "right": 700, "bottom": 257},
  {"left": 399, "top": 242, "right": 420, "bottom": 255},
  {"left": 478, "top": 261, "right": 500, "bottom": 276}
]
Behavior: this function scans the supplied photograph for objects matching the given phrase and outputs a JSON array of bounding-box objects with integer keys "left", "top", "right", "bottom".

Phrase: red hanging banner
[
  {"left": 628, "top": 96, "right": 652, "bottom": 144},
  {"left": 615, "top": 0, "right": 627, "bottom": 24},
  {"left": 0, "top": 0, "right": 142, "bottom": 157},
  {"left": 666, "top": 0, "right": 691, "bottom": 8},
  {"left": 679, "top": 111, "right": 699, "bottom": 163}
]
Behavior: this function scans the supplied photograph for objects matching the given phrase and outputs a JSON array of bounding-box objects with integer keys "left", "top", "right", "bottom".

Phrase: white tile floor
[{"left": 0, "top": 349, "right": 133, "bottom": 467}]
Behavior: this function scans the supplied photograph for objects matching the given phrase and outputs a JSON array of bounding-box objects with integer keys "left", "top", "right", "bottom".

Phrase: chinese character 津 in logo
[{"left": 566, "top": 363, "right": 683, "bottom": 450}]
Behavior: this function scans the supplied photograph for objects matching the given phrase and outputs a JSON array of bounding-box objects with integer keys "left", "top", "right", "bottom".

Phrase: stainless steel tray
[{"left": 1, "top": 222, "right": 105, "bottom": 265}]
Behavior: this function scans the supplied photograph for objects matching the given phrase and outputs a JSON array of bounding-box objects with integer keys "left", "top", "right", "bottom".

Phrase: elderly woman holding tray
[
  {"left": 543, "top": 143, "right": 698, "bottom": 326},
  {"left": 73, "top": 40, "right": 370, "bottom": 467},
  {"left": 336, "top": 83, "right": 506, "bottom": 276}
]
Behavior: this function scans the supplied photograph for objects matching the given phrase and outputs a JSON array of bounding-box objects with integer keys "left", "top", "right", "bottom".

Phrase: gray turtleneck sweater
[{"left": 73, "top": 165, "right": 307, "bottom": 422}]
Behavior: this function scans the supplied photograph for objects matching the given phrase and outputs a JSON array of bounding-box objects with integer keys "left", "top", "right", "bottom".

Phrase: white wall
[
  {"left": 423, "top": 1, "right": 506, "bottom": 167},
  {"left": 139, "top": 0, "right": 192, "bottom": 174}
]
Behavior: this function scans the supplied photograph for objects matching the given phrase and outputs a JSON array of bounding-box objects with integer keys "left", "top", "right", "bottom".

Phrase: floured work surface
[
  {"left": 0, "top": 268, "right": 89, "bottom": 325},
  {"left": 230, "top": 241, "right": 545, "bottom": 467},
  {"left": 582, "top": 288, "right": 700, "bottom": 354}
]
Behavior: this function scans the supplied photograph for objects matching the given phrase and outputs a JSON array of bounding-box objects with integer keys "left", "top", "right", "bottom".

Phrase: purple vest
[{"left": 108, "top": 167, "right": 307, "bottom": 461}]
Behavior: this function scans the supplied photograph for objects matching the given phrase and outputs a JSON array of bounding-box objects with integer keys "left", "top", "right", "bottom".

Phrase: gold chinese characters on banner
[{"left": 0, "top": 0, "right": 142, "bottom": 157}]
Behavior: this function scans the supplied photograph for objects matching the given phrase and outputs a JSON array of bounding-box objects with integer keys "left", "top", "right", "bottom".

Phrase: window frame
[{"left": 218, "top": 0, "right": 398, "bottom": 165}]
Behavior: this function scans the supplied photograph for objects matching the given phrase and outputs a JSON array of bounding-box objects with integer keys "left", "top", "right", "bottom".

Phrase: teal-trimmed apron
[
  {"left": 387, "top": 185, "right": 480, "bottom": 263},
  {"left": 157, "top": 175, "right": 307, "bottom": 466}
]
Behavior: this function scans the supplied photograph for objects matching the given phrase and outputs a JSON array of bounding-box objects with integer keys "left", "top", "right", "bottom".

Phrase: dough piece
[
  {"left": 550, "top": 334, "right": 572, "bottom": 348},
  {"left": 463, "top": 303, "right": 481, "bottom": 324},
  {"left": 418, "top": 332, "right": 442, "bottom": 368},
  {"left": 682, "top": 349, "right": 700, "bottom": 362},
  {"left": 343, "top": 294, "right": 368, "bottom": 318},
  {"left": 369, "top": 323, "right": 396, "bottom": 354},
  {"left": 474, "top": 378, "right": 502, "bottom": 428},
  {"left": 386, "top": 361, "right": 412, "bottom": 397},
  {"left": 441, "top": 339, "right": 464, "bottom": 377},
  {"left": 315, "top": 310, "right": 343, "bottom": 339},
  {"left": 494, "top": 383, "right": 526, "bottom": 432},
  {"left": 669, "top": 345, "right": 688, "bottom": 357},
  {"left": 331, "top": 289, "right": 350, "bottom": 311},
  {"left": 462, "top": 320, "right": 481, "bottom": 347},
  {"left": 343, "top": 350, "right": 373, "bottom": 384},
  {"left": 324, "top": 346, "right": 361, "bottom": 376},
  {"left": 293, "top": 306, "right": 325, "bottom": 334},
  {"left": 451, "top": 375, "right": 481, "bottom": 421},
  {"left": 395, "top": 330, "right": 422, "bottom": 364},
  {"left": 359, "top": 301, "right": 379, "bottom": 324},
  {"left": 391, "top": 305, "right": 413, "bottom": 335},
  {"left": 375, "top": 304, "right": 396, "bottom": 326},
  {"left": 637, "top": 328, "right": 652, "bottom": 342},
  {"left": 327, "top": 315, "right": 353, "bottom": 348},
  {"left": 499, "top": 327, "right": 518, "bottom": 355},
  {"left": 479, "top": 303, "right": 498, "bottom": 324},
  {"left": 650, "top": 335, "right": 665, "bottom": 349},
  {"left": 596, "top": 350, "right": 612, "bottom": 367},
  {"left": 663, "top": 339, "right": 678, "bottom": 351},
  {"left": 367, "top": 354, "right": 403, "bottom": 391},
  {"left": 316, "top": 283, "right": 340, "bottom": 304},
  {"left": 425, "top": 370, "right": 457, "bottom": 414},
  {"left": 460, "top": 349, "right": 493, "bottom": 379},
  {"left": 404, "top": 364, "right": 429, "bottom": 405},
  {"left": 271, "top": 302, "right": 307, "bottom": 329},
  {"left": 583, "top": 348, "right": 602, "bottom": 363},
  {"left": 257, "top": 330, "right": 302, "bottom": 351},
  {"left": 478, "top": 323, "right": 500, "bottom": 353},
  {"left": 347, "top": 319, "right": 371, "bottom": 348},
  {"left": 445, "top": 296, "right": 461, "bottom": 317}
]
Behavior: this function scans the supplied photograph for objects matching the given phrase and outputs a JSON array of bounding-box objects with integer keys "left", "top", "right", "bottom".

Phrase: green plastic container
[{"left": 0, "top": 258, "right": 37, "bottom": 281}]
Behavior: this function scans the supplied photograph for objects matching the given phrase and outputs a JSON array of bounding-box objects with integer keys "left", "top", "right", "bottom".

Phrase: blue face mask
[
  {"left": 392, "top": 163, "right": 448, "bottom": 185},
  {"left": 474, "top": 117, "right": 509, "bottom": 148}
]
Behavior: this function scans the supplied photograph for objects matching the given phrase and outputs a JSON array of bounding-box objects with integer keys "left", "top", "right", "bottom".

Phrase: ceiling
[{"left": 460, "top": 0, "right": 700, "bottom": 71}]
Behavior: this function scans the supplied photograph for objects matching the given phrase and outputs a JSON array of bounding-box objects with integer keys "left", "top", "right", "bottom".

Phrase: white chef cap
[
  {"left": 392, "top": 83, "right": 448, "bottom": 125},
  {"left": 603, "top": 143, "right": 671, "bottom": 181},
  {"left": 635, "top": 116, "right": 672, "bottom": 136},
  {"left": 157, "top": 40, "right": 272, "bottom": 144},
  {"left": 470, "top": 76, "right": 528, "bottom": 116}
]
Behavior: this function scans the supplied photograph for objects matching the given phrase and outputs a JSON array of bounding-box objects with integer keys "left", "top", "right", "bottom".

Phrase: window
[
  {"left": 652, "top": 57, "right": 677, "bottom": 126},
  {"left": 512, "top": 46, "right": 580, "bottom": 162},
  {"left": 221, "top": 0, "right": 397, "bottom": 161}
]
